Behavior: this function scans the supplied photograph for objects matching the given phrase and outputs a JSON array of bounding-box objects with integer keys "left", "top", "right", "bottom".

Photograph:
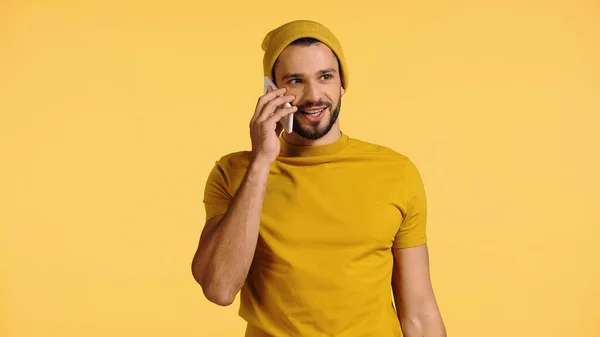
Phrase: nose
[{"left": 303, "top": 81, "right": 320, "bottom": 103}]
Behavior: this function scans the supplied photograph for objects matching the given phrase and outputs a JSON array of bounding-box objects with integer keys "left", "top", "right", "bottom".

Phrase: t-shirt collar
[{"left": 279, "top": 132, "right": 349, "bottom": 157}]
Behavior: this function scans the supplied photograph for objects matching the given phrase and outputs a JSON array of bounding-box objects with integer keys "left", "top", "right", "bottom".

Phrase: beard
[{"left": 292, "top": 98, "right": 341, "bottom": 140}]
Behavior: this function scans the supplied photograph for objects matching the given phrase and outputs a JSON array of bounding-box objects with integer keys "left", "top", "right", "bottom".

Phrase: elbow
[
  {"left": 200, "top": 274, "right": 237, "bottom": 306},
  {"left": 399, "top": 311, "right": 446, "bottom": 337},
  {"left": 191, "top": 264, "right": 237, "bottom": 306},
  {"left": 202, "top": 284, "right": 236, "bottom": 306}
]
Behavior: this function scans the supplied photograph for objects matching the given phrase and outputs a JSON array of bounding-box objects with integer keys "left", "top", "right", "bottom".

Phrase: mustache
[{"left": 296, "top": 100, "right": 331, "bottom": 110}]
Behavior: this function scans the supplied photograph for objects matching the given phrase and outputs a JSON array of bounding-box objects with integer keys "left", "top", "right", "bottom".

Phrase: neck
[{"left": 282, "top": 122, "right": 342, "bottom": 147}]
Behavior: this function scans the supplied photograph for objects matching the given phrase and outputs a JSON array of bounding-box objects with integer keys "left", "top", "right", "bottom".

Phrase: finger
[
  {"left": 258, "top": 87, "right": 287, "bottom": 109},
  {"left": 251, "top": 87, "right": 287, "bottom": 125},
  {"left": 265, "top": 105, "right": 297, "bottom": 125},
  {"left": 257, "top": 95, "right": 296, "bottom": 123}
]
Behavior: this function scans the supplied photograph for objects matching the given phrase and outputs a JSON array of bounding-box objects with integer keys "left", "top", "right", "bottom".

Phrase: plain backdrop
[{"left": 1, "top": 0, "right": 599, "bottom": 336}]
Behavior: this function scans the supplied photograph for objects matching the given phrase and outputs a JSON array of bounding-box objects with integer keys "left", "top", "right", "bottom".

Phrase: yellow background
[{"left": 1, "top": 0, "right": 599, "bottom": 336}]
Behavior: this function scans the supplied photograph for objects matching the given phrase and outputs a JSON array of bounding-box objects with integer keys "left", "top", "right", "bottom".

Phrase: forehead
[{"left": 275, "top": 42, "right": 339, "bottom": 72}]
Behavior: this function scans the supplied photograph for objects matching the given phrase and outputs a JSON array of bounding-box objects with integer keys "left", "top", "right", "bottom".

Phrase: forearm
[{"left": 197, "top": 159, "right": 270, "bottom": 305}]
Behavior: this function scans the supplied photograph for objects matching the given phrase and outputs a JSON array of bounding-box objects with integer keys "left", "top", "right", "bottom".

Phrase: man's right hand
[{"left": 249, "top": 86, "right": 297, "bottom": 166}]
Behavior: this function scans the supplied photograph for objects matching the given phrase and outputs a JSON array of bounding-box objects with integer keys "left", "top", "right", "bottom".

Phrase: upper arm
[
  {"left": 191, "top": 214, "right": 225, "bottom": 285},
  {"left": 203, "top": 160, "right": 233, "bottom": 221},
  {"left": 192, "top": 159, "right": 233, "bottom": 283},
  {"left": 391, "top": 160, "right": 445, "bottom": 334},
  {"left": 393, "top": 159, "right": 427, "bottom": 249},
  {"left": 391, "top": 244, "right": 436, "bottom": 314},
  {"left": 392, "top": 159, "right": 432, "bottom": 311},
  {"left": 392, "top": 244, "right": 445, "bottom": 336},
  {"left": 391, "top": 159, "right": 431, "bottom": 305}
]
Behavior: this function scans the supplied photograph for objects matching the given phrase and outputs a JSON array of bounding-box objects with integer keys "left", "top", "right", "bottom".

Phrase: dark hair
[
  {"left": 272, "top": 37, "right": 343, "bottom": 86},
  {"left": 289, "top": 37, "right": 322, "bottom": 46}
]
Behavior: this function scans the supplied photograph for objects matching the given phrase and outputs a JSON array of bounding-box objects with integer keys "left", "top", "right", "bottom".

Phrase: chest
[{"left": 259, "top": 163, "right": 404, "bottom": 249}]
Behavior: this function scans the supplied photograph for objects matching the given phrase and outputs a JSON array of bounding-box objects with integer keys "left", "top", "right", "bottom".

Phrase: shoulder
[
  {"left": 347, "top": 137, "right": 427, "bottom": 203},
  {"left": 345, "top": 136, "right": 425, "bottom": 188},
  {"left": 206, "top": 150, "right": 253, "bottom": 190},
  {"left": 346, "top": 135, "right": 416, "bottom": 170},
  {"left": 213, "top": 150, "right": 253, "bottom": 171}
]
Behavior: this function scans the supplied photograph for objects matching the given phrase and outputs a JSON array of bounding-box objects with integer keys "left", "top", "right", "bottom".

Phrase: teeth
[{"left": 304, "top": 108, "right": 324, "bottom": 115}]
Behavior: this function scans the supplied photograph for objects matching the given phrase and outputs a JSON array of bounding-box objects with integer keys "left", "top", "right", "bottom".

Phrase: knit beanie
[{"left": 261, "top": 20, "right": 349, "bottom": 90}]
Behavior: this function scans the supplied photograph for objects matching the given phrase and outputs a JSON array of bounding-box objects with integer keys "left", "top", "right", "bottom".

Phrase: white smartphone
[{"left": 263, "top": 76, "right": 294, "bottom": 133}]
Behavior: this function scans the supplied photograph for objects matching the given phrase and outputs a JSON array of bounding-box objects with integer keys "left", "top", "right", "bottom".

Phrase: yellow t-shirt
[{"left": 203, "top": 132, "right": 428, "bottom": 337}]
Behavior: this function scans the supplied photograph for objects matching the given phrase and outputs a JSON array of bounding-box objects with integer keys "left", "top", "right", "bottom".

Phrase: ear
[{"left": 340, "top": 86, "right": 345, "bottom": 96}]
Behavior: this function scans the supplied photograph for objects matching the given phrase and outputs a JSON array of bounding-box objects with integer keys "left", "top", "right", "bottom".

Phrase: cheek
[
  {"left": 286, "top": 88, "right": 304, "bottom": 104},
  {"left": 327, "top": 90, "right": 341, "bottom": 104}
]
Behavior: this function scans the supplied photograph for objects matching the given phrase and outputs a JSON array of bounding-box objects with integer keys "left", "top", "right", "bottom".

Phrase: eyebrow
[{"left": 282, "top": 68, "right": 338, "bottom": 81}]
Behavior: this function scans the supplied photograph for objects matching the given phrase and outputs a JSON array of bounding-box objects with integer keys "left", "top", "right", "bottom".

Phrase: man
[{"left": 191, "top": 19, "right": 446, "bottom": 337}]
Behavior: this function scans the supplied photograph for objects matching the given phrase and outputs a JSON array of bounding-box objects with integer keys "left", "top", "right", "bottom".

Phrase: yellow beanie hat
[{"left": 261, "top": 20, "right": 349, "bottom": 90}]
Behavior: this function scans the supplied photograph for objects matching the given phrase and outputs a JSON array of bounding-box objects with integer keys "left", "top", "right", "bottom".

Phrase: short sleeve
[
  {"left": 393, "top": 160, "right": 428, "bottom": 248},
  {"left": 203, "top": 160, "right": 233, "bottom": 222}
]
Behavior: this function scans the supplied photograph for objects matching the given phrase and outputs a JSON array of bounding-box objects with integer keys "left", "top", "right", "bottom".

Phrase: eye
[
  {"left": 289, "top": 78, "right": 302, "bottom": 84},
  {"left": 321, "top": 74, "right": 333, "bottom": 80}
]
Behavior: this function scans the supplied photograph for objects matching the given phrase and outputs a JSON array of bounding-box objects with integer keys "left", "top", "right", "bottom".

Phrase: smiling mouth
[
  {"left": 300, "top": 108, "right": 325, "bottom": 116},
  {"left": 298, "top": 106, "right": 327, "bottom": 121}
]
